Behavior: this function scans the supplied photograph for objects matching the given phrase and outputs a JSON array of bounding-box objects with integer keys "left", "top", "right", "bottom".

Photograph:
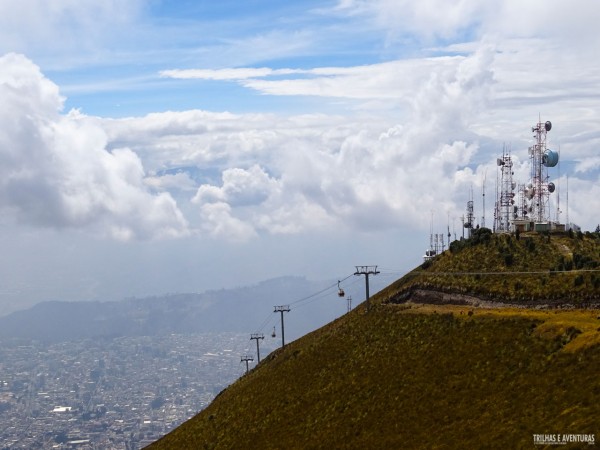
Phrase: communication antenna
[
  {"left": 566, "top": 174, "right": 569, "bottom": 228},
  {"left": 495, "top": 145, "right": 515, "bottom": 232},
  {"left": 555, "top": 146, "right": 561, "bottom": 222},
  {"left": 527, "top": 118, "right": 558, "bottom": 223},
  {"left": 424, "top": 211, "right": 437, "bottom": 260},
  {"left": 481, "top": 169, "right": 487, "bottom": 229},
  {"left": 464, "top": 186, "right": 474, "bottom": 238},
  {"left": 453, "top": 217, "right": 457, "bottom": 241}
]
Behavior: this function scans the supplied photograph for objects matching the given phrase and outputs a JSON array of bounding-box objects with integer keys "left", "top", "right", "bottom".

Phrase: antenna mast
[
  {"left": 526, "top": 118, "right": 558, "bottom": 223},
  {"left": 566, "top": 174, "right": 569, "bottom": 228},
  {"left": 465, "top": 186, "right": 474, "bottom": 238},
  {"left": 481, "top": 169, "right": 487, "bottom": 228},
  {"left": 495, "top": 145, "right": 515, "bottom": 232},
  {"left": 555, "top": 147, "right": 561, "bottom": 222}
]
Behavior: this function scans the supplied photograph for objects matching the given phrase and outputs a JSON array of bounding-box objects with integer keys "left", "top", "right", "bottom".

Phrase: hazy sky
[{"left": 1, "top": 0, "right": 599, "bottom": 315}]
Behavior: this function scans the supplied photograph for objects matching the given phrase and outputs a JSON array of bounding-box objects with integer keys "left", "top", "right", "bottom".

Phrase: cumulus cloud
[
  {"left": 0, "top": 53, "right": 188, "bottom": 240},
  {"left": 101, "top": 44, "right": 501, "bottom": 239},
  {"left": 193, "top": 165, "right": 278, "bottom": 207},
  {"left": 196, "top": 202, "right": 257, "bottom": 241}
]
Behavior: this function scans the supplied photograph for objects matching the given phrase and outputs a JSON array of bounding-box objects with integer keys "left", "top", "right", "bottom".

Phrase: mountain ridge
[
  {"left": 0, "top": 276, "right": 383, "bottom": 342},
  {"left": 146, "top": 230, "right": 600, "bottom": 449}
]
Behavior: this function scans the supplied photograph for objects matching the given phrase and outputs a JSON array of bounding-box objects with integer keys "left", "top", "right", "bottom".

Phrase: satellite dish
[
  {"left": 497, "top": 158, "right": 505, "bottom": 166},
  {"left": 545, "top": 121, "right": 552, "bottom": 131},
  {"left": 526, "top": 188, "right": 535, "bottom": 199},
  {"left": 542, "top": 149, "right": 559, "bottom": 167},
  {"left": 548, "top": 182, "right": 555, "bottom": 193}
]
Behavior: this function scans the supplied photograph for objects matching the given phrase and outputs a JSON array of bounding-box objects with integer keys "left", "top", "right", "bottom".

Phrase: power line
[{"left": 289, "top": 274, "right": 355, "bottom": 307}]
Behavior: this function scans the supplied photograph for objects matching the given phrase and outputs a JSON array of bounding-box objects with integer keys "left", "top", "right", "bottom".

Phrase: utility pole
[
  {"left": 274, "top": 305, "right": 290, "bottom": 348},
  {"left": 241, "top": 355, "right": 254, "bottom": 374},
  {"left": 354, "top": 266, "right": 380, "bottom": 310},
  {"left": 250, "top": 333, "right": 264, "bottom": 363}
]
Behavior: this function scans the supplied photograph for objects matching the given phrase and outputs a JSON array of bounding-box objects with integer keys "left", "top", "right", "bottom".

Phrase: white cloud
[
  {"left": 0, "top": 0, "right": 144, "bottom": 67},
  {"left": 144, "top": 172, "right": 198, "bottom": 192},
  {"left": 160, "top": 67, "right": 299, "bottom": 80},
  {"left": 333, "top": 0, "right": 600, "bottom": 46},
  {"left": 0, "top": 53, "right": 188, "bottom": 240},
  {"left": 334, "top": 0, "right": 486, "bottom": 41},
  {"left": 101, "top": 45, "right": 500, "bottom": 238},
  {"left": 193, "top": 165, "right": 278, "bottom": 207},
  {"left": 564, "top": 175, "right": 600, "bottom": 229},
  {"left": 574, "top": 156, "right": 600, "bottom": 174},
  {"left": 197, "top": 202, "right": 257, "bottom": 242}
]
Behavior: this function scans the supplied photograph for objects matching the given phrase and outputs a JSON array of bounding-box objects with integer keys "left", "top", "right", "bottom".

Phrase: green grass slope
[
  {"left": 148, "top": 302, "right": 600, "bottom": 449},
  {"left": 381, "top": 229, "right": 600, "bottom": 306}
]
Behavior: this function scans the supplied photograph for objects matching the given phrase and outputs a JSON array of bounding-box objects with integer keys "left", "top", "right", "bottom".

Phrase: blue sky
[
  {"left": 1, "top": 0, "right": 600, "bottom": 315},
  {"left": 45, "top": 0, "right": 386, "bottom": 116}
]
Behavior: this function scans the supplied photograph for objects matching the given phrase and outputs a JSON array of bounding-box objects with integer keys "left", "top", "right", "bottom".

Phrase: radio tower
[
  {"left": 526, "top": 118, "right": 558, "bottom": 223},
  {"left": 464, "top": 187, "right": 474, "bottom": 238},
  {"left": 481, "top": 169, "right": 487, "bottom": 229},
  {"left": 494, "top": 146, "right": 515, "bottom": 232}
]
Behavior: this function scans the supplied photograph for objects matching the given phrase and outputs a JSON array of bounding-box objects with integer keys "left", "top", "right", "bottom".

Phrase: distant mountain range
[{"left": 0, "top": 276, "right": 383, "bottom": 343}]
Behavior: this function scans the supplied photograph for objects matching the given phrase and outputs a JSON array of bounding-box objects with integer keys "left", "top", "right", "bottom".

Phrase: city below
[{"left": 0, "top": 333, "right": 269, "bottom": 449}]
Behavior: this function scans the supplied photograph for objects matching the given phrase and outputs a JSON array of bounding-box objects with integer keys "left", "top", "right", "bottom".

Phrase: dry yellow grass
[{"left": 397, "top": 302, "right": 600, "bottom": 353}]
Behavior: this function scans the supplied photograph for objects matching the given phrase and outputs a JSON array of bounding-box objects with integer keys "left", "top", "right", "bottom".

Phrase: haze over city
[{"left": 1, "top": 0, "right": 600, "bottom": 315}]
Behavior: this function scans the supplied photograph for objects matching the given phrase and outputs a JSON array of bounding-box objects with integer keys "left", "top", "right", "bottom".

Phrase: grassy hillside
[
  {"left": 148, "top": 302, "right": 600, "bottom": 449},
  {"left": 382, "top": 229, "right": 600, "bottom": 306},
  {"left": 147, "top": 232, "right": 600, "bottom": 449}
]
